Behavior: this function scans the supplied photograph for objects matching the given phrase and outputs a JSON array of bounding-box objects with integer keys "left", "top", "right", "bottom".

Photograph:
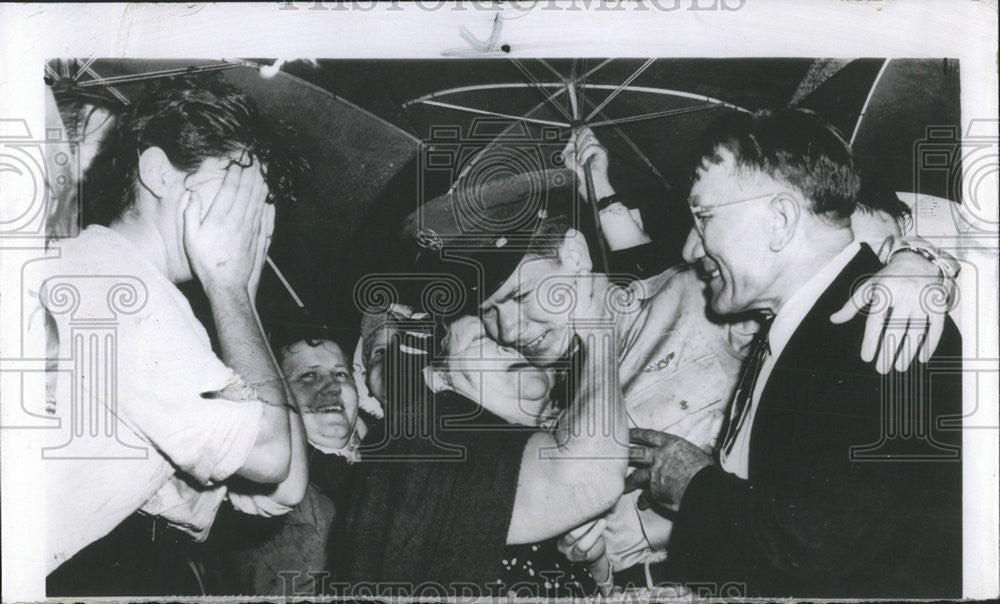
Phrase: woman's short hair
[
  {"left": 269, "top": 322, "right": 354, "bottom": 369},
  {"left": 856, "top": 178, "right": 913, "bottom": 233}
]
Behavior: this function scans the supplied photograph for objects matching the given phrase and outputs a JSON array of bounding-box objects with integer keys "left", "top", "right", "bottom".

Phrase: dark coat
[
  {"left": 332, "top": 332, "right": 534, "bottom": 596},
  {"left": 668, "top": 245, "right": 963, "bottom": 598}
]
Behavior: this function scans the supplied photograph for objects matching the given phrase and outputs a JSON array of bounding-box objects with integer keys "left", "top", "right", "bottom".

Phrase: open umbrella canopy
[
  {"left": 49, "top": 57, "right": 961, "bottom": 337},
  {"left": 284, "top": 58, "right": 960, "bottom": 200},
  {"left": 287, "top": 59, "right": 815, "bottom": 196}
]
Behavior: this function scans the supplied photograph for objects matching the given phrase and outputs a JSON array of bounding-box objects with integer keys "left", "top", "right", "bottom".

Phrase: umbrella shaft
[
  {"left": 568, "top": 79, "right": 610, "bottom": 273},
  {"left": 583, "top": 163, "right": 611, "bottom": 274}
]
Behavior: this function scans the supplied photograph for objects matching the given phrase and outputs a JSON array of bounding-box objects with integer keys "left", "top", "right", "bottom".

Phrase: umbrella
[
  {"left": 48, "top": 58, "right": 962, "bottom": 332},
  {"left": 794, "top": 58, "right": 962, "bottom": 202},
  {"left": 390, "top": 58, "right": 961, "bottom": 202},
  {"left": 281, "top": 58, "right": 961, "bottom": 267}
]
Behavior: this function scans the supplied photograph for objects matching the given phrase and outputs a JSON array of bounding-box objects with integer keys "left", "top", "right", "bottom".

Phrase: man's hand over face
[
  {"left": 626, "top": 428, "right": 714, "bottom": 513},
  {"left": 183, "top": 162, "right": 273, "bottom": 299}
]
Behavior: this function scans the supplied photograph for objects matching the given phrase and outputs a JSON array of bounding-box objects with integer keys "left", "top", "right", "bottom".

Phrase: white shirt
[
  {"left": 40, "top": 226, "right": 284, "bottom": 573},
  {"left": 721, "top": 241, "right": 862, "bottom": 479}
]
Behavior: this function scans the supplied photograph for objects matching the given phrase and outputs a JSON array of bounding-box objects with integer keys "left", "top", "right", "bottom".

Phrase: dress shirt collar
[{"left": 767, "top": 240, "right": 862, "bottom": 358}]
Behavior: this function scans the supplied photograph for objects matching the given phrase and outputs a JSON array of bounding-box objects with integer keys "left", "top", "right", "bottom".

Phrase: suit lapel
[{"left": 748, "top": 244, "right": 884, "bottom": 476}]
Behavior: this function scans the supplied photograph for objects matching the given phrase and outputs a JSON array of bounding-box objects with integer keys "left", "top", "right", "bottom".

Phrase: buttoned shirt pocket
[{"left": 624, "top": 352, "right": 730, "bottom": 450}]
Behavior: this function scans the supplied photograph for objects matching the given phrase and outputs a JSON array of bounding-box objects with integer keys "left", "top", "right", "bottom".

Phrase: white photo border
[{"left": 1, "top": 1, "right": 996, "bottom": 600}]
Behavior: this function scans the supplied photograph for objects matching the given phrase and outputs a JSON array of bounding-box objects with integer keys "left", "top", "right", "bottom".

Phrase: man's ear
[
  {"left": 137, "top": 147, "right": 174, "bottom": 198},
  {"left": 768, "top": 193, "right": 801, "bottom": 251},
  {"left": 557, "top": 229, "right": 593, "bottom": 273}
]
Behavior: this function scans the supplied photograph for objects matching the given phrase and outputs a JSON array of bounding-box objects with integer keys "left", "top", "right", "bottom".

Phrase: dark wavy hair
[
  {"left": 857, "top": 177, "right": 913, "bottom": 233},
  {"left": 268, "top": 322, "right": 355, "bottom": 368},
  {"left": 82, "top": 73, "right": 308, "bottom": 226},
  {"left": 689, "top": 108, "right": 861, "bottom": 224}
]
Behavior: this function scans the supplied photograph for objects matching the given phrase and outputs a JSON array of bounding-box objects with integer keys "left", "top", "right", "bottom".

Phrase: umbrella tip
[
  {"left": 259, "top": 59, "right": 286, "bottom": 79},
  {"left": 259, "top": 58, "right": 318, "bottom": 79}
]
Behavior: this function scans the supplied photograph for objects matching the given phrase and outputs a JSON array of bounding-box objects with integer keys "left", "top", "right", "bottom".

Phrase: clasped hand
[{"left": 625, "top": 428, "right": 714, "bottom": 513}]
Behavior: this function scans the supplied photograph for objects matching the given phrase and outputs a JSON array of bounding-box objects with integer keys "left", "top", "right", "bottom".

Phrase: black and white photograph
[{"left": 1, "top": 2, "right": 997, "bottom": 601}]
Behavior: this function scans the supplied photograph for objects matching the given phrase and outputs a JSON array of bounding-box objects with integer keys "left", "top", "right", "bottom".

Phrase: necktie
[{"left": 721, "top": 315, "right": 773, "bottom": 457}]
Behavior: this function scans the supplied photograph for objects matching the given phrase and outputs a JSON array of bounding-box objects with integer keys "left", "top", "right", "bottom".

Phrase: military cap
[{"left": 398, "top": 168, "right": 604, "bottom": 316}]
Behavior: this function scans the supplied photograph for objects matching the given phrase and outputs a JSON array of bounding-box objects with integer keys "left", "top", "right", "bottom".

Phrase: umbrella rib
[
  {"left": 265, "top": 255, "right": 306, "bottom": 309},
  {"left": 75, "top": 61, "right": 244, "bottom": 88},
  {"left": 584, "top": 58, "right": 655, "bottom": 122},
  {"left": 449, "top": 87, "right": 571, "bottom": 190},
  {"left": 582, "top": 96, "right": 671, "bottom": 190},
  {"left": 404, "top": 74, "right": 750, "bottom": 113},
  {"left": 44, "top": 62, "right": 61, "bottom": 81},
  {"left": 537, "top": 58, "right": 568, "bottom": 83},
  {"left": 509, "top": 58, "right": 575, "bottom": 122},
  {"left": 610, "top": 123, "right": 669, "bottom": 187},
  {"left": 575, "top": 58, "right": 614, "bottom": 84},
  {"left": 588, "top": 103, "right": 723, "bottom": 128},
  {"left": 850, "top": 58, "right": 890, "bottom": 147},
  {"left": 72, "top": 58, "right": 97, "bottom": 82},
  {"left": 580, "top": 83, "right": 751, "bottom": 113},
  {"left": 77, "top": 64, "right": 131, "bottom": 106},
  {"left": 401, "top": 71, "right": 612, "bottom": 109},
  {"left": 418, "top": 99, "right": 570, "bottom": 128},
  {"left": 404, "top": 83, "right": 565, "bottom": 107}
]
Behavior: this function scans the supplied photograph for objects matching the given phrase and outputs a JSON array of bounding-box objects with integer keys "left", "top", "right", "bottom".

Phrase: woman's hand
[
  {"left": 435, "top": 316, "right": 556, "bottom": 426},
  {"left": 557, "top": 518, "right": 608, "bottom": 565},
  {"left": 830, "top": 246, "right": 956, "bottom": 373},
  {"left": 558, "top": 519, "right": 614, "bottom": 596}
]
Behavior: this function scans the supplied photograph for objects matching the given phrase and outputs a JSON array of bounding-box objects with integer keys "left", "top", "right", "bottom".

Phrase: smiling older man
[{"left": 626, "top": 109, "right": 962, "bottom": 598}]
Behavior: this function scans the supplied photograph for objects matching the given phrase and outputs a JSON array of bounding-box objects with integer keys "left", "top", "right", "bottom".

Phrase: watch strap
[
  {"left": 596, "top": 193, "right": 626, "bottom": 212},
  {"left": 889, "top": 243, "right": 961, "bottom": 280}
]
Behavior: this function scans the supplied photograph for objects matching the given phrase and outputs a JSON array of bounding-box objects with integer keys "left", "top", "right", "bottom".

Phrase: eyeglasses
[{"left": 688, "top": 192, "right": 779, "bottom": 234}]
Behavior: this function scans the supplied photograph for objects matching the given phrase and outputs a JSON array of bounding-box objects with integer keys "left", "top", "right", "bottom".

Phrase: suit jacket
[{"left": 667, "top": 245, "right": 962, "bottom": 598}]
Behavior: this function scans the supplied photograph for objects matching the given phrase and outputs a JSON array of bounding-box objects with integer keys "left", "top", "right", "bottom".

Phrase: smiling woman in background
[{"left": 206, "top": 330, "right": 371, "bottom": 597}]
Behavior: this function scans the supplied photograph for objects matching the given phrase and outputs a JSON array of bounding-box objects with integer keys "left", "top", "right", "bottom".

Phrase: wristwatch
[
  {"left": 596, "top": 193, "right": 626, "bottom": 213},
  {"left": 889, "top": 243, "right": 961, "bottom": 281}
]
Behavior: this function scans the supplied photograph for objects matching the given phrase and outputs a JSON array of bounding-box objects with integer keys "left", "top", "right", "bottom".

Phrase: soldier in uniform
[
  {"left": 387, "top": 127, "right": 955, "bottom": 593},
  {"left": 334, "top": 169, "right": 627, "bottom": 598}
]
